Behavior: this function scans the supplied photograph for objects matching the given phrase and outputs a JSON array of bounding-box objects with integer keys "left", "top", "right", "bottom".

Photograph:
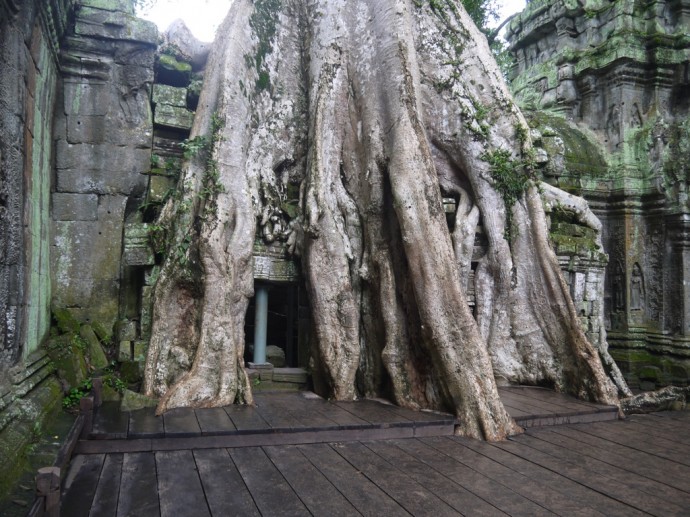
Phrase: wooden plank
[
  {"left": 363, "top": 440, "right": 508, "bottom": 516},
  {"left": 500, "top": 388, "right": 617, "bottom": 424},
  {"left": 420, "top": 435, "right": 603, "bottom": 517},
  {"left": 515, "top": 410, "right": 617, "bottom": 428},
  {"left": 309, "top": 399, "right": 372, "bottom": 427},
  {"left": 91, "top": 402, "right": 129, "bottom": 439},
  {"left": 229, "top": 446, "right": 308, "bottom": 516},
  {"left": 625, "top": 415, "right": 690, "bottom": 445},
  {"left": 494, "top": 435, "right": 683, "bottom": 516},
  {"left": 649, "top": 410, "right": 690, "bottom": 423},
  {"left": 193, "top": 448, "right": 260, "bottom": 516},
  {"left": 88, "top": 453, "right": 123, "bottom": 517},
  {"left": 60, "top": 454, "right": 104, "bottom": 516},
  {"left": 258, "top": 393, "right": 344, "bottom": 429},
  {"left": 253, "top": 395, "right": 307, "bottom": 429},
  {"left": 401, "top": 438, "right": 554, "bottom": 517},
  {"left": 502, "top": 387, "right": 603, "bottom": 410},
  {"left": 195, "top": 407, "right": 236, "bottom": 435},
  {"left": 163, "top": 408, "right": 201, "bottom": 437},
  {"left": 264, "top": 445, "right": 359, "bottom": 516},
  {"left": 379, "top": 404, "right": 455, "bottom": 424},
  {"left": 543, "top": 426, "right": 690, "bottom": 494},
  {"left": 498, "top": 390, "right": 555, "bottom": 416},
  {"left": 128, "top": 407, "right": 165, "bottom": 439},
  {"left": 75, "top": 438, "right": 152, "bottom": 454},
  {"left": 577, "top": 420, "right": 690, "bottom": 467},
  {"left": 461, "top": 438, "right": 643, "bottom": 517},
  {"left": 298, "top": 442, "right": 409, "bottom": 515},
  {"left": 55, "top": 413, "right": 85, "bottom": 472},
  {"left": 522, "top": 430, "right": 690, "bottom": 504},
  {"left": 334, "top": 399, "right": 412, "bottom": 426},
  {"left": 331, "top": 441, "right": 459, "bottom": 516},
  {"left": 156, "top": 450, "right": 210, "bottom": 517},
  {"left": 224, "top": 404, "right": 272, "bottom": 432},
  {"left": 500, "top": 387, "right": 600, "bottom": 414},
  {"left": 75, "top": 426, "right": 416, "bottom": 454},
  {"left": 117, "top": 452, "right": 160, "bottom": 517},
  {"left": 499, "top": 401, "right": 532, "bottom": 418}
]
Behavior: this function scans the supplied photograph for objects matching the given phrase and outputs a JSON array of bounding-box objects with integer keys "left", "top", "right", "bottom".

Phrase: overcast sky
[{"left": 138, "top": 0, "right": 527, "bottom": 42}]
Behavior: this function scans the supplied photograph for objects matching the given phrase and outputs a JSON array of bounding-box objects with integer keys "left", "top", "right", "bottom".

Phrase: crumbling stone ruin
[
  {"left": 506, "top": 0, "right": 690, "bottom": 390},
  {"left": 0, "top": 0, "right": 688, "bottom": 497}
]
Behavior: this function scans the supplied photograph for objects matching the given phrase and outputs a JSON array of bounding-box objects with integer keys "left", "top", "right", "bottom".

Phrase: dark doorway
[{"left": 244, "top": 282, "right": 302, "bottom": 367}]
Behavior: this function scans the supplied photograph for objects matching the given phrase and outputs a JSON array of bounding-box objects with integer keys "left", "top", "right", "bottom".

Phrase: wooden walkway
[
  {"left": 73, "top": 387, "right": 618, "bottom": 455},
  {"left": 61, "top": 409, "right": 690, "bottom": 516}
]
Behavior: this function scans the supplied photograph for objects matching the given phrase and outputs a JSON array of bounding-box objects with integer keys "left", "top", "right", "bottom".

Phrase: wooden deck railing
[{"left": 27, "top": 378, "right": 103, "bottom": 517}]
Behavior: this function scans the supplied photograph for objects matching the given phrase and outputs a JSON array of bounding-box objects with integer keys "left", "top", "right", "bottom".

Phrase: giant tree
[{"left": 142, "top": 0, "right": 621, "bottom": 440}]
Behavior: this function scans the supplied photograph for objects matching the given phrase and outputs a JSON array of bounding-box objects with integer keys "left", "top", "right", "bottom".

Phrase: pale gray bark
[{"left": 143, "top": 0, "right": 621, "bottom": 439}]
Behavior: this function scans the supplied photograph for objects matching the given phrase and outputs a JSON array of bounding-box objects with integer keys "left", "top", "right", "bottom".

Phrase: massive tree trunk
[{"left": 143, "top": 0, "right": 620, "bottom": 440}]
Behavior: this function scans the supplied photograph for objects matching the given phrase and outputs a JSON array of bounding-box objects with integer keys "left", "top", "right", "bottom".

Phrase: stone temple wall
[
  {"left": 51, "top": 0, "right": 157, "bottom": 336},
  {"left": 507, "top": 0, "right": 690, "bottom": 389},
  {"left": 0, "top": 0, "right": 72, "bottom": 380},
  {"left": 0, "top": 0, "right": 73, "bottom": 496},
  {"left": 0, "top": 0, "right": 158, "bottom": 497}
]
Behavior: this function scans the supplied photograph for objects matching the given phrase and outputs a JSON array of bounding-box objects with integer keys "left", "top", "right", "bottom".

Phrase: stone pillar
[{"left": 253, "top": 284, "right": 270, "bottom": 365}]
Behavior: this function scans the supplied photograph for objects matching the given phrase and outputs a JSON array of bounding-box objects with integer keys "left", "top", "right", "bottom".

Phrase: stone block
[
  {"left": 123, "top": 247, "right": 155, "bottom": 267},
  {"left": 123, "top": 223, "right": 155, "bottom": 266},
  {"left": 80, "top": 324, "right": 109, "bottom": 369},
  {"left": 118, "top": 341, "right": 132, "bottom": 361},
  {"left": 56, "top": 167, "right": 148, "bottom": 197},
  {"left": 116, "top": 319, "right": 137, "bottom": 341},
  {"left": 153, "top": 136, "right": 185, "bottom": 157},
  {"left": 52, "top": 193, "right": 99, "bottom": 221},
  {"left": 56, "top": 141, "right": 150, "bottom": 195},
  {"left": 63, "top": 82, "right": 111, "bottom": 117},
  {"left": 75, "top": 7, "right": 157, "bottom": 45},
  {"left": 272, "top": 368, "right": 308, "bottom": 384},
  {"left": 144, "top": 266, "right": 160, "bottom": 286},
  {"left": 133, "top": 340, "right": 148, "bottom": 363},
  {"left": 153, "top": 84, "right": 188, "bottom": 107},
  {"left": 51, "top": 196, "right": 126, "bottom": 330},
  {"left": 120, "top": 360, "right": 142, "bottom": 382},
  {"left": 120, "top": 389, "right": 158, "bottom": 412},
  {"left": 584, "top": 281, "right": 599, "bottom": 302},
  {"left": 571, "top": 272, "right": 586, "bottom": 302},
  {"left": 156, "top": 54, "right": 192, "bottom": 86},
  {"left": 44, "top": 335, "right": 88, "bottom": 388},
  {"left": 154, "top": 104, "right": 194, "bottom": 131},
  {"left": 266, "top": 345, "right": 285, "bottom": 367},
  {"left": 140, "top": 287, "right": 153, "bottom": 339},
  {"left": 79, "top": 0, "right": 134, "bottom": 13},
  {"left": 148, "top": 174, "right": 175, "bottom": 203}
]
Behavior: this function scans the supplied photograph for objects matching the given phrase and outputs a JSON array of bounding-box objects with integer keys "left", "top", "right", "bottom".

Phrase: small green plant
[
  {"left": 105, "top": 375, "right": 127, "bottom": 393},
  {"left": 148, "top": 223, "right": 168, "bottom": 255},
  {"left": 481, "top": 148, "right": 531, "bottom": 241},
  {"left": 71, "top": 334, "right": 87, "bottom": 352},
  {"left": 62, "top": 379, "right": 93, "bottom": 410},
  {"left": 180, "top": 135, "right": 208, "bottom": 160}
]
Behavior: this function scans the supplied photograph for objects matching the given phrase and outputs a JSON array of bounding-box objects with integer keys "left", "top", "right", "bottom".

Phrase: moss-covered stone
[
  {"left": 528, "top": 112, "right": 608, "bottom": 179},
  {"left": 119, "top": 360, "right": 142, "bottom": 383},
  {"left": 44, "top": 335, "right": 88, "bottom": 389},
  {"left": 152, "top": 84, "right": 188, "bottom": 108},
  {"left": 157, "top": 54, "right": 192, "bottom": 87},
  {"left": 52, "top": 307, "right": 81, "bottom": 335},
  {"left": 80, "top": 324, "right": 109, "bottom": 370},
  {"left": 120, "top": 389, "right": 158, "bottom": 412},
  {"left": 79, "top": 0, "right": 134, "bottom": 13},
  {"left": 0, "top": 376, "right": 62, "bottom": 499}
]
